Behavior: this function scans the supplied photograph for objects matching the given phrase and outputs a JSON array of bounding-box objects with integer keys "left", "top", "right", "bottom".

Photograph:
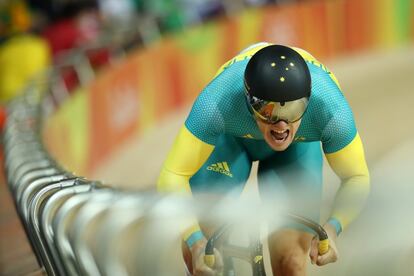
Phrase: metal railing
[{"left": 1, "top": 22, "right": 195, "bottom": 275}]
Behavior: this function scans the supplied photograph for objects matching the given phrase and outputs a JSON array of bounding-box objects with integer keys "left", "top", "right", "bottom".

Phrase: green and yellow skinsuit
[{"left": 158, "top": 42, "right": 370, "bottom": 247}]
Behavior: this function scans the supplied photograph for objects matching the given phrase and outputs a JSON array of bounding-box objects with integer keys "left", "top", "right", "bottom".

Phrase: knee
[
  {"left": 268, "top": 230, "right": 312, "bottom": 275},
  {"left": 275, "top": 250, "right": 307, "bottom": 276}
]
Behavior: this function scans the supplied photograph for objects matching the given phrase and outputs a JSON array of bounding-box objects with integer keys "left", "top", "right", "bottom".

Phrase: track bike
[{"left": 204, "top": 213, "right": 329, "bottom": 276}]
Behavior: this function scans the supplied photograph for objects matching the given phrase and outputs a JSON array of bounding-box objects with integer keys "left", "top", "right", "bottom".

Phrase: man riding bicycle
[{"left": 157, "top": 43, "right": 370, "bottom": 276}]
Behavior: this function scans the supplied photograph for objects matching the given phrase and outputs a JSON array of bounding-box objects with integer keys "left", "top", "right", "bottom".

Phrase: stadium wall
[{"left": 43, "top": 0, "right": 413, "bottom": 177}]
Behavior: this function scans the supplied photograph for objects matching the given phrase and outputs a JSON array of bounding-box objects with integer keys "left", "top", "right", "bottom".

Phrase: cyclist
[{"left": 157, "top": 43, "right": 370, "bottom": 276}]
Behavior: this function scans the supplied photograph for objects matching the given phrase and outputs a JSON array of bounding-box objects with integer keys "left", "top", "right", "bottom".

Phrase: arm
[
  {"left": 158, "top": 125, "right": 214, "bottom": 194},
  {"left": 310, "top": 132, "right": 369, "bottom": 266},
  {"left": 157, "top": 125, "right": 214, "bottom": 246},
  {"left": 312, "top": 61, "right": 370, "bottom": 234},
  {"left": 324, "top": 132, "right": 370, "bottom": 234}
]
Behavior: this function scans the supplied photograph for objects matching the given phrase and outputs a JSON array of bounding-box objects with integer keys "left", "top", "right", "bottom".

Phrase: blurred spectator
[
  {"left": 244, "top": 0, "right": 272, "bottom": 6},
  {"left": 0, "top": 0, "right": 50, "bottom": 104},
  {"left": 0, "top": 1, "right": 31, "bottom": 40},
  {"left": 98, "top": 0, "right": 136, "bottom": 28},
  {"left": 178, "top": 0, "right": 225, "bottom": 24},
  {"left": 140, "top": 0, "right": 185, "bottom": 33},
  {"left": 40, "top": 1, "right": 101, "bottom": 59},
  {"left": 0, "top": 34, "right": 50, "bottom": 102}
]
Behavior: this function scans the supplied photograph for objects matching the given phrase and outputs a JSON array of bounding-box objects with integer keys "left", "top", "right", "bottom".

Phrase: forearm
[
  {"left": 328, "top": 173, "right": 370, "bottom": 234},
  {"left": 157, "top": 125, "right": 215, "bottom": 246},
  {"left": 325, "top": 133, "right": 370, "bottom": 234},
  {"left": 157, "top": 166, "right": 204, "bottom": 247}
]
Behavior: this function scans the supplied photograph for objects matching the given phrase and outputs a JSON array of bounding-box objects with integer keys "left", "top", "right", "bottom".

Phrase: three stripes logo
[
  {"left": 294, "top": 136, "right": 306, "bottom": 141},
  {"left": 207, "top": 162, "right": 233, "bottom": 178},
  {"left": 242, "top": 134, "right": 254, "bottom": 139}
]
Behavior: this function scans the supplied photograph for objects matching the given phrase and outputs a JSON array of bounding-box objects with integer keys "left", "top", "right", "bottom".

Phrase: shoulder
[
  {"left": 306, "top": 62, "right": 350, "bottom": 128},
  {"left": 307, "top": 59, "right": 346, "bottom": 114},
  {"left": 306, "top": 68, "right": 357, "bottom": 153},
  {"left": 295, "top": 51, "right": 356, "bottom": 152},
  {"left": 291, "top": 46, "right": 318, "bottom": 62},
  {"left": 291, "top": 46, "right": 341, "bottom": 89}
]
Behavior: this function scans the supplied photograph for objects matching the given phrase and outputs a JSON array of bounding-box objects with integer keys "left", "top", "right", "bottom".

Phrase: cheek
[
  {"left": 257, "top": 121, "right": 268, "bottom": 133},
  {"left": 290, "top": 122, "right": 301, "bottom": 134}
]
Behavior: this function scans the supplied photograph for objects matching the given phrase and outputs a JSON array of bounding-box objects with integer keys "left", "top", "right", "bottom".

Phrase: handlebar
[
  {"left": 204, "top": 224, "right": 231, "bottom": 267},
  {"left": 284, "top": 213, "right": 329, "bottom": 254},
  {"left": 204, "top": 213, "right": 330, "bottom": 270}
]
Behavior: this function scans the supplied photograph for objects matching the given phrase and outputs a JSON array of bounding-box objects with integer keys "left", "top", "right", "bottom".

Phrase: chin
[
  {"left": 265, "top": 135, "right": 293, "bottom": 151},
  {"left": 269, "top": 143, "right": 290, "bottom": 151}
]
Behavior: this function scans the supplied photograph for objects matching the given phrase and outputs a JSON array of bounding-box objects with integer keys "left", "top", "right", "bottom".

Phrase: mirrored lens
[{"left": 252, "top": 97, "right": 309, "bottom": 124}]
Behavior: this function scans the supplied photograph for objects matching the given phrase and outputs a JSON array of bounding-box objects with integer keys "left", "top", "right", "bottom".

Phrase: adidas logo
[
  {"left": 207, "top": 162, "right": 233, "bottom": 177},
  {"left": 294, "top": 136, "right": 306, "bottom": 141},
  {"left": 242, "top": 134, "right": 254, "bottom": 139}
]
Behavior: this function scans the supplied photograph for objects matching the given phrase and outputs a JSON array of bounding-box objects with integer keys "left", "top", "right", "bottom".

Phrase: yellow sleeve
[
  {"left": 157, "top": 125, "right": 214, "bottom": 194},
  {"left": 325, "top": 133, "right": 370, "bottom": 231},
  {"left": 157, "top": 125, "right": 215, "bottom": 245}
]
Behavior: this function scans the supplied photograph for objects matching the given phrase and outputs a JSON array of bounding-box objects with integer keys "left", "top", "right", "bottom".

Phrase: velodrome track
[{"left": 91, "top": 46, "right": 414, "bottom": 276}]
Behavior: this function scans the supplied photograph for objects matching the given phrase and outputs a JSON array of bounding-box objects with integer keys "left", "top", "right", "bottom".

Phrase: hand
[
  {"left": 190, "top": 238, "right": 223, "bottom": 276},
  {"left": 309, "top": 223, "right": 339, "bottom": 266}
]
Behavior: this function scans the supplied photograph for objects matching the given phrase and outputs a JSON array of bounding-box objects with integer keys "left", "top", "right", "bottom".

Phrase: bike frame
[{"left": 204, "top": 213, "right": 329, "bottom": 276}]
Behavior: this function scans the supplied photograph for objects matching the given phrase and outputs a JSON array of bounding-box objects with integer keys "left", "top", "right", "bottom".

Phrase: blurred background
[{"left": 0, "top": 0, "right": 413, "bottom": 275}]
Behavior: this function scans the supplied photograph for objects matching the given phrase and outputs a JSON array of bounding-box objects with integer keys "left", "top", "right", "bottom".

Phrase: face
[{"left": 256, "top": 119, "right": 302, "bottom": 151}]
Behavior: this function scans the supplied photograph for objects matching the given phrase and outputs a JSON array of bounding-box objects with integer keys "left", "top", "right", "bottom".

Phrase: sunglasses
[{"left": 246, "top": 92, "right": 309, "bottom": 124}]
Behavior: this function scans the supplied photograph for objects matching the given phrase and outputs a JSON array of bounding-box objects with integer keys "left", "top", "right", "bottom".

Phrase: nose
[{"left": 273, "top": 120, "right": 288, "bottom": 128}]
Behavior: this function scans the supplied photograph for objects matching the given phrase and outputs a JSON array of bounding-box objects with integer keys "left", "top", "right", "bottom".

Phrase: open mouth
[{"left": 271, "top": 129, "right": 289, "bottom": 142}]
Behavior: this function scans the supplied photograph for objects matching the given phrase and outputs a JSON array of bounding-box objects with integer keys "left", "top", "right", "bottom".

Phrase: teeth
[{"left": 274, "top": 130, "right": 287, "bottom": 134}]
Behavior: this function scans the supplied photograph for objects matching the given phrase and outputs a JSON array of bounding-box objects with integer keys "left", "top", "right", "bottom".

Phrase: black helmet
[{"left": 244, "top": 45, "right": 311, "bottom": 124}]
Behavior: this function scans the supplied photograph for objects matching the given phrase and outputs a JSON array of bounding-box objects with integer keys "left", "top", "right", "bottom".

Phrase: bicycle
[{"left": 204, "top": 213, "right": 329, "bottom": 276}]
